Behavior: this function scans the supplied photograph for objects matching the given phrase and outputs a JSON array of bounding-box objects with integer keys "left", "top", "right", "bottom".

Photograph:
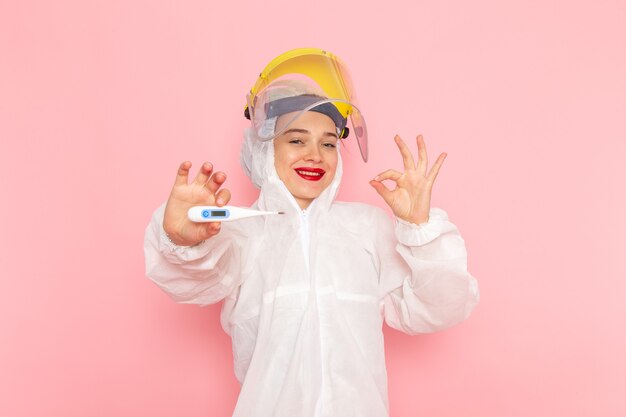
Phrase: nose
[{"left": 304, "top": 143, "right": 322, "bottom": 163}]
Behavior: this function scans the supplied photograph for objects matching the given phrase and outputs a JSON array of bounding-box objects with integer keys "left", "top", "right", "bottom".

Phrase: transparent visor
[{"left": 245, "top": 52, "right": 368, "bottom": 161}]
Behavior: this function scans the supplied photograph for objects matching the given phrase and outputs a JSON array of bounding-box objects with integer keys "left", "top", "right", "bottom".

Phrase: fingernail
[
  {"left": 373, "top": 175, "right": 380, "bottom": 181},
  {"left": 217, "top": 198, "right": 224, "bottom": 205}
]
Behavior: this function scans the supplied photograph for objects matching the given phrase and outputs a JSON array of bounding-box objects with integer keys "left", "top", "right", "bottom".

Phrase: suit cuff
[{"left": 394, "top": 207, "right": 450, "bottom": 246}]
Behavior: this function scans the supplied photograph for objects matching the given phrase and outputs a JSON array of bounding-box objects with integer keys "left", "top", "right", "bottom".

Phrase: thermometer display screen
[{"left": 211, "top": 210, "right": 227, "bottom": 217}]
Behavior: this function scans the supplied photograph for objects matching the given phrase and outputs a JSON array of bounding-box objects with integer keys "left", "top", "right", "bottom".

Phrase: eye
[
  {"left": 323, "top": 142, "right": 337, "bottom": 148},
  {"left": 289, "top": 138, "right": 304, "bottom": 144}
]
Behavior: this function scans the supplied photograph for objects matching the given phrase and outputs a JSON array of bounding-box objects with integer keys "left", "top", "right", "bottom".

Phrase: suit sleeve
[
  {"left": 377, "top": 206, "right": 480, "bottom": 335},
  {"left": 143, "top": 202, "right": 243, "bottom": 306}
]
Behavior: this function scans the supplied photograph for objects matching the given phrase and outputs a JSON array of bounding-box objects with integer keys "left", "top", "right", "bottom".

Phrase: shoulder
[
  {"left": 330, "top": 200, "right": 383, "bottom": 214},
  {"left": 329, "top": 201, "right": 391, "bottom": 225}
]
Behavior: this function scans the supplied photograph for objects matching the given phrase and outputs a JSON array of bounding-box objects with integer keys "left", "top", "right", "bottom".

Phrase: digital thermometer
[{"left": 188, "top": 206, "right": 284, "bottom": 222}]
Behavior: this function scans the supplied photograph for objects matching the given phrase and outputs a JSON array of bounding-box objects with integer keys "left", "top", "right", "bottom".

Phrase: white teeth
[{"left": 296, "top": 170, "right": 322, "bottom": 176}]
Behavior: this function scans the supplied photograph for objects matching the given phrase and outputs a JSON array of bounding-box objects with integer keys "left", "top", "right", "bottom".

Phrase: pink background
[{"left": 1, "top": 0, "right": 625, "bottom": 416}]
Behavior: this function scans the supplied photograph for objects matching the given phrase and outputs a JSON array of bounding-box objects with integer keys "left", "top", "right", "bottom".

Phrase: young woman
[{"left": 144, "top": 48, "right": 479, "bottom": 417}]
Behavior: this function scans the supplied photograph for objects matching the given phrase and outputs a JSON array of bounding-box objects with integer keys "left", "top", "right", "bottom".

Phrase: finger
[
  {"left": 215, "top": 188, "right": 231, "bottom": 206},
  {"left": 416, "top": 135, "right": 428, "bottom": 176},
  {"left": 394, "top": 135, "right": 416, "bottom": 170},
  {"left": 369, "top": 180, "right": 394, "bottom": 206},
  {"left": 427, "top": 152, "right": 447, "bottom": 183},
  {"left": 200, "top": 222, "right": 221, "bottom": 239},
  {"left": 193, "top": 161, "right": 214, "bottom": 185},
  {"left": 204, "top": 171, "right": 227, "bottom": 194},
  {"left": 174, "top": 161, "right": 192, "bottom": 186},
  {"left": 373, "top": 169, "right": 402, "bottom": 182}
]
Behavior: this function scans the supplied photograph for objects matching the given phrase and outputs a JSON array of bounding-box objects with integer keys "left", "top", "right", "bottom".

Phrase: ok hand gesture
[{"left": 369, "top": 135, "right": 446, "bottom": 225}]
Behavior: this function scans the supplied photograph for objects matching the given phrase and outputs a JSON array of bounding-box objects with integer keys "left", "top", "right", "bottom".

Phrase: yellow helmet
[{"left": 244, "top": 48, "right": 368, "bottom": 162}]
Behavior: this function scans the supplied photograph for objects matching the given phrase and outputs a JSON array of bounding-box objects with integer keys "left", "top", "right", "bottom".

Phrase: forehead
[{"left": 275, "top": 110, "right": 337, "bottom": 133}]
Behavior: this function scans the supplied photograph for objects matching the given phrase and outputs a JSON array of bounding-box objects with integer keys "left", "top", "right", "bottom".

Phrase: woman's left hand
[{"left": 369, "top": 134, "right": 446, "bottom": 225}]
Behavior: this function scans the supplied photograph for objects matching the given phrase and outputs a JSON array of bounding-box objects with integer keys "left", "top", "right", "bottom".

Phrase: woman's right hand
[{"left": 163, "top": 161, "right": 232, "bottom": 246}]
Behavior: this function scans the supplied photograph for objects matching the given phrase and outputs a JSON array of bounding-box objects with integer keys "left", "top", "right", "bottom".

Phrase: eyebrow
[{"left": 282, "top": 128, "right": 338, "bottom": 139}]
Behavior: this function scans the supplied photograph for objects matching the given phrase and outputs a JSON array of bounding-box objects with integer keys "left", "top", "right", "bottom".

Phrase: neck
[{"left": 296, "top": 198, "right": 313, "bottom": 211}]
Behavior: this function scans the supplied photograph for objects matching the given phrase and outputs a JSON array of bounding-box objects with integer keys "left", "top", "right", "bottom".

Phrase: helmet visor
[{"left": 246, "top": 48, "right": 368, "bottom": 162}]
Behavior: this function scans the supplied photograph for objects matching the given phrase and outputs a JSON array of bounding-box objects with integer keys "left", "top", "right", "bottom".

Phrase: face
[{"left": 273, "top": 110, "right": 339, "bottom": 210}]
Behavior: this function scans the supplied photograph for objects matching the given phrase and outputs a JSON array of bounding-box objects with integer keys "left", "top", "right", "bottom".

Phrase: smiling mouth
[{"left": 295, "top": 168, "right": 325, "bottom": 181}]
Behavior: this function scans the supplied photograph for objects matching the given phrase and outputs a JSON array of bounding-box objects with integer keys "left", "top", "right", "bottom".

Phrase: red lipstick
[{"left": 294, "top": 167, "right": 325, "bottom": 181}]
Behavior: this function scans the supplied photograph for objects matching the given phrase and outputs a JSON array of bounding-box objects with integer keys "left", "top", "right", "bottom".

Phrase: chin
[{"left": 293, "top": 191, "right": 320, "bottom": 201}]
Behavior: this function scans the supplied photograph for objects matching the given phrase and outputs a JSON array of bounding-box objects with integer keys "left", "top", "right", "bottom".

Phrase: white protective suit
[{"left": 143, "top": 128, "right": 480, "bottom": 417}]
